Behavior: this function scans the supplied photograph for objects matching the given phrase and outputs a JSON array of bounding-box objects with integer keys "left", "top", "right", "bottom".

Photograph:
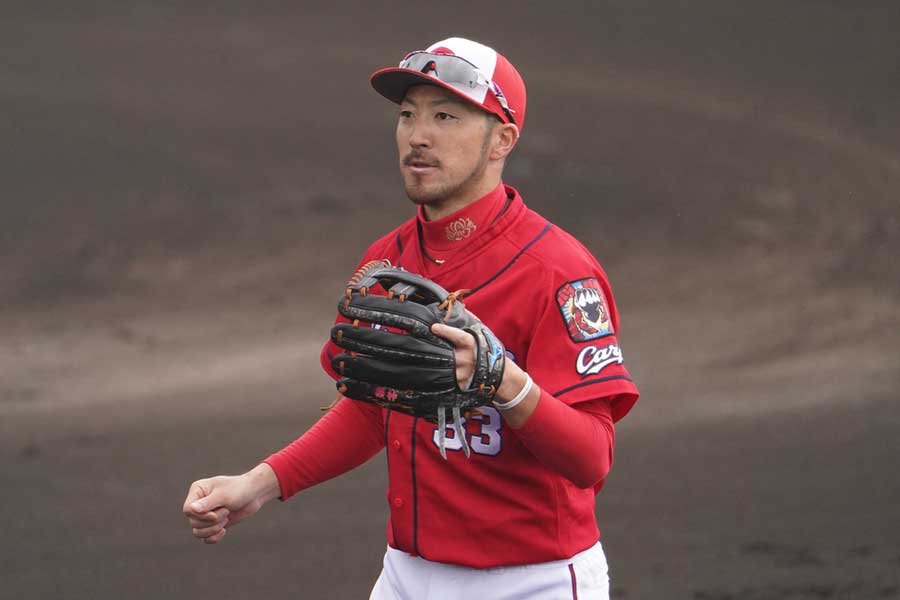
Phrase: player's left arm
[{"left": 433, "top": 324, "right": 615, "bottom": 489}]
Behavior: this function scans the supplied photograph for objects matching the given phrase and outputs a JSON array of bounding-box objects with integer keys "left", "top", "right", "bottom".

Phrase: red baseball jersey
[{"left": 268, "top": 183, "right": 638, "bottom": 568}]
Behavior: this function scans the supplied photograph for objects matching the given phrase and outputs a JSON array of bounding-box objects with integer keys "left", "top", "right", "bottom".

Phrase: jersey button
[
  {"left": 392, "top": 497, "right": 404, "bottom": 508},
  {"left": 391, "top": 440, "right": 402, "bottom": 451}
]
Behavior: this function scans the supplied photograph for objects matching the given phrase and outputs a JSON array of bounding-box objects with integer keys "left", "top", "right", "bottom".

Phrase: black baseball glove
[{"left": 330, "top": 260, "right": 506, "bottom": 458}]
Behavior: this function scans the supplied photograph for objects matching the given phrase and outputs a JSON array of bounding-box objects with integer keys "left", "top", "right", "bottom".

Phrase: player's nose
[{"left": 407, "top": 122, "right": 433, "bottom": 149}]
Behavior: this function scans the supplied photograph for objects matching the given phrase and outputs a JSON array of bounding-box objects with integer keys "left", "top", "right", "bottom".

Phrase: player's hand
[
  {"left": 432, "top": 321, "right": 526, "bottom": 399},
  {"left": 433, "top": 322, "right": 538, "bottom": 427},
  {"left": 431, "top": 322, "right": 476, "bottom": 389},
  {"left": 182, "top": 464, "right": 280, "bottom": 544}
]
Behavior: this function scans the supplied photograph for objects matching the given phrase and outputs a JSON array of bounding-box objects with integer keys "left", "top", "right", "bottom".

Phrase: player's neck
[{"left": 422, "top": 176, "right": 502, "bottom": 222}]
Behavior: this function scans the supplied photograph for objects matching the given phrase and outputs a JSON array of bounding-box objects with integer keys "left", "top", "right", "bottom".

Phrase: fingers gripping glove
[{"left": 330, "top": 260, "right": 506, "bottom": 459}]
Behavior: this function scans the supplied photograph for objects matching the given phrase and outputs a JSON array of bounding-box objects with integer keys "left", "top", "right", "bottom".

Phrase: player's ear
[{"left": 489, "top": 122, "right": 519, "bottom": 161}]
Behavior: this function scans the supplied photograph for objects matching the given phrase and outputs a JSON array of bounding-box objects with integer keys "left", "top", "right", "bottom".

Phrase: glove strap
[{"left": 493, "top": 373, "right": 534, "bottom": 411}]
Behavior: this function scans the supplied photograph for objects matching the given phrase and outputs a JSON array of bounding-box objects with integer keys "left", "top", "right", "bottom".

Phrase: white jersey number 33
[{"left": 431, "top": 406, "right": 502, "bottom": 456}]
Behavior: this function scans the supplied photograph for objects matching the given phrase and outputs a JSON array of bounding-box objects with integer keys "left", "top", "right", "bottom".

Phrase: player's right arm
[
  {"left": 183, "top": 242, "right": 398, "bottom": 544},
  {"left": 182, "top": 397, "right": 384, "bottom": 543}
]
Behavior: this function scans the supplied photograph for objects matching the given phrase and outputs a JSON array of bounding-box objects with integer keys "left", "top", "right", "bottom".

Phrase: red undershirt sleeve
[
  {"left": 262, "top": 398, "right": 385, "bottom": 500},
  {"left": 512, "top": 389, "right": 615, "bottom": 489}
]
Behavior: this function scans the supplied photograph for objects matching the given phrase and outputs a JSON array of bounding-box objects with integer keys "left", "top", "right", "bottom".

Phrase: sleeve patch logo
[
  {"left": 576, "top": 344, "right": 623, "bottom": 377},
  {"left": 556, "top": 278, "right": 614, "bottom": 342}
]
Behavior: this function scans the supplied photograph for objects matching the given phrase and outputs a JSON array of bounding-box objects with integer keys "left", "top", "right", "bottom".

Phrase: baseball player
[{"left": 183, "top": 37, "right": 639, "bottom": 600}]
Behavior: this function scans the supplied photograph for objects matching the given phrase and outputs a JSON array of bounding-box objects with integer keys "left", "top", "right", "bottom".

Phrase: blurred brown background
[{"left": 2, "top": 2, "right": 898, "bottom": 599}]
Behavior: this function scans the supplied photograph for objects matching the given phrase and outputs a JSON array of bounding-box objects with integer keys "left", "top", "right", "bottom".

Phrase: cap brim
[{"left": 370, "top": 67, "right": 480, "bottom": 108}]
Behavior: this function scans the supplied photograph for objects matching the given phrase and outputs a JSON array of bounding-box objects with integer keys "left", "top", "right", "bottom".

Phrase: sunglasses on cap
[{"left": 399, "top": 51, "right": 517, "bottom": 125}]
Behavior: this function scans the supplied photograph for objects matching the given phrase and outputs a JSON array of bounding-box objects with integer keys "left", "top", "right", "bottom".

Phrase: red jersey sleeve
[
  {"left": 264, "top": 231, "right": 405, "bottom": 499},
  {"left": 513, "top": 392, "right": 616, "bottom": 489},
  {"left": 523, "top": 267, "right": 638, "bottom": 422},
  {"left": 262, "top": 398, "right": 384, "bottom": 500}
]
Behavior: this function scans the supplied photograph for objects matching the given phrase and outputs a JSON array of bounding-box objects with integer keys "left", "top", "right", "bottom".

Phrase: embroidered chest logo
[
  {"left": 556, "top": 278, "right": 614, "bottom": 342},
  {"left": 445, "top": 217, "right": 476, "bottom": 241},
  {"left": 576, "top": 344, "right": 623, "bottom": 376}
]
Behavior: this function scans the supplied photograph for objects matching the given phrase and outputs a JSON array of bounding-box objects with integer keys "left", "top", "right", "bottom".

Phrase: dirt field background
[{"left": 2, "top": 2, "right": 899, "bottom": 599}]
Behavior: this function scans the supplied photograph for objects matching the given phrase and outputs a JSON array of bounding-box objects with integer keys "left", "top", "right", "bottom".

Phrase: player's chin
[{"left": 403, "top": 180, "right": 446, "bottom": 205}]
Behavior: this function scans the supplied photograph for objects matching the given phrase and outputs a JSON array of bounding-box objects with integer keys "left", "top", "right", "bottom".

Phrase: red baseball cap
[{"left": 370, "top": 37, "right": 527, "bottom": 132}]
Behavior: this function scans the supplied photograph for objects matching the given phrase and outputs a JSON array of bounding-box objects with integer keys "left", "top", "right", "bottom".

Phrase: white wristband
[{"left": 493, "top": 373, "right": 534, "bottom": 411}]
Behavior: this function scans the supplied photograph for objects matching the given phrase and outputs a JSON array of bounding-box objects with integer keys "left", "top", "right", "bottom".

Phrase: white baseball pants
[{"left": 369, "top": 541, "right": 610, "bottom": 600}]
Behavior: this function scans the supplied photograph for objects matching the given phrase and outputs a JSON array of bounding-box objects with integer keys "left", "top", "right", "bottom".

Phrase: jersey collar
[
  {"left": 413, "top": 182, "right": 525, "bottom": 276},
  {"left": 416, "top": 182, "right": 508, "bottom": 257}
]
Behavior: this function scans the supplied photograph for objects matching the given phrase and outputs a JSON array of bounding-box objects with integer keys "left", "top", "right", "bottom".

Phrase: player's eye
[
  {"left": 435, "top": 112, "right": 457, "bottom": 121},
  {"left": 399, "top": 109, "right": 414, "bottom": 119}
]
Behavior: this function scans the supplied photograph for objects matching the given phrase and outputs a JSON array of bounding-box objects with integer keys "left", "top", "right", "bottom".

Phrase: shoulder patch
[{"left": 556, "top": 278, "right": 614, "bottom": 342}]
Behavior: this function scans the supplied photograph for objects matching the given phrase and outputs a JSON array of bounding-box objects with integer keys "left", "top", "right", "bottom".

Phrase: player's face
[{"left": 396, "top": 85, "right": 496, "bottom": 209}]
